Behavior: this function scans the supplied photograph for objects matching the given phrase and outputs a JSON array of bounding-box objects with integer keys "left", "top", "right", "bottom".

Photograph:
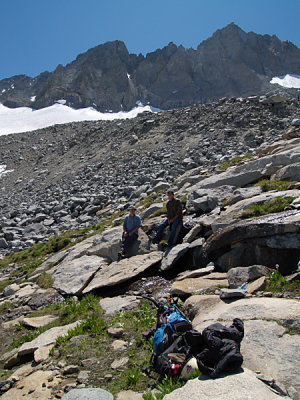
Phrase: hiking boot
[{"left": 117, "top": 251, "right": 126, "bottom": 261}]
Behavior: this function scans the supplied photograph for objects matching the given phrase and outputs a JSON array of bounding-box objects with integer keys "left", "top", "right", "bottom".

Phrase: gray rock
[
  {"left": 160, "top": 243, "right": 192, "bottom": 271},
  {"left": 286, "top": 271, "right": 300, "bottom": 282},
  {"left": 82, "top": 251, "right": 163, "bottom": 294},
  {"left": 153, "top": 182, "right": 170, "bottom": 192},
  {"left": 62, "top": 388, "right": 113, "bottom": 400},
  {"left": 220, "top": 288, "right": 246, "bottom": 299},
  {"left": 291, "top": 119, "right": 300, "bottom": 126},
  {"left": 111, "top": 357, "right": 129, "bottom": 369},
  {"left": 271, "top": 162, "right": 300, "bottom": 181},
  {"left": 85, "top": 227, "right": 123, "bottom": 262},
  {"left": 183, "top": 223, "right": 202, "bottom": 243},
  {"left": 189, "top": 143, "right": 300, "bottom": 191},
  {"left": 140, "top": 203, "right": 163, "bottom": 220},
  {"left": 0, "top": 238, "right": 8, "bottom": 249},
  {"left": 3, "top": 283, "right": 20, "bottom": 297},
  {"left": 163, "top": 368, "right": 288, "bottom": 400},
  {"left": 22, "top": 315, "right": 59, "bottom": 329},
  {"left": 18, "top": 321, "right": 81, "bottom": 356},
  {"left": 171, "top": 272, "right": 228, "bottom": 297},
  {"left": 100, "top": 296, "right": 140, "bottom": 316},
  {"left": 186, "top": 186, "right": 235, "bottom": 214},
  {"left": 191, "top": 297, "right": 300, "bottom": 399},
  {"left": 176, "top": 265, "right": 215, "bottom": 281},
  {"left": 227, "top": 265, "right": 269, "bottom": 288},
  {"left": 52, "top": 255, "right": 108, "bottom": 295},
  {"left": 205, "top": 210, "right": 300, "bottom": 274},
  {"left": 212, "top": 190, "right": 300, "bottom": 230}
]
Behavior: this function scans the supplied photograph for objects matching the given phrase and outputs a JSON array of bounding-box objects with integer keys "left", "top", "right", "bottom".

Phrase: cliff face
[{"left": 1, "top": 23, "right": 300, "bottom": 111}]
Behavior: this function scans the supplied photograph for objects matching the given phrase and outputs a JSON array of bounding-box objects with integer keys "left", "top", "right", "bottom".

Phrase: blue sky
[{"left": 1, "top": 0, "right": 299, "bottom": 80}]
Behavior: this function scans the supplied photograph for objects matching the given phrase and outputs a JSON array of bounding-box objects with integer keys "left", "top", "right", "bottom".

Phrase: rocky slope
[
  {"left": 0, "top": 93, "right": 299, "bottom": 399},
  {"left": 1, "top": 23, "right": 300, "bottom": 111},
  {"left": 1, "top": 94, "right": 300, "bottom": 256}
]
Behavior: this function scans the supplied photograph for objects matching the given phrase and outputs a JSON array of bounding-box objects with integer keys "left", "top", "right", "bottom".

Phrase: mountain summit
[{"left": 1, "top": 23, "right": 300, "bottom": 111}]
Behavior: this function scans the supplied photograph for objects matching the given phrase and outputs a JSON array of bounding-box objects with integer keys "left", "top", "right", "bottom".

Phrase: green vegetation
[
  {"left": 265, "top": 271, "right": 300, "bottom": 294},
  {"left": 48, "top": 300, "right": 158, "bottom": 395},
  {"left": 152, "top": 204, "right": 167, "bottom": 217},
  {"left": 241, "top": 196, "right": 295, "bottom": 219},
  {"left": 219, "top": 153, "right": 253, "bottom": 170},
  {"left": 37, "top": 272, "right": 53, "bottom": 289},
  {"left": 0, "top": 279, "right": 10, "bottom": 292},
  {"left": 179, "top": 193, "right": 188, "bottom": 208},
  {"left": 138, "top": 193, "right": 161, "bottom": 209},
  {"left": 255, "top": 179, "right": 297, "bottom": 192},
  {"left": 0, "top": 301, "right": 13, "bottom": 313},
  {"left": 143, "top": 375, "right": 199, "bottom": 400}
]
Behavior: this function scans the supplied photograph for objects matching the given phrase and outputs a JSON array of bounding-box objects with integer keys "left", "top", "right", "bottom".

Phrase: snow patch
[
  {"left": 55, "top": 99, "right": 67, "bottom": 105},
  {"left": 30, "top": 96, "right": 36, "bottom": 102},
  {"left": 0, "top": 103, "right": 161, "bottom": 136},
  {"left": 0, "top": 164, "right": 14, "bottom": 178},
  {"left": 1, "top": 89, "right": 6, "bottom": 93},
  {"left": 270, "top": 74, "right": 300, "bottom": 89}
]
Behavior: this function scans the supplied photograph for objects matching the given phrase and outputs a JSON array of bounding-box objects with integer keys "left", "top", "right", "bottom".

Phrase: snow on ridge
[
  {"left": 0, "top": 103, "right": 161, "bottom": 136},
  {"left": 270, "top": 74, "right": 300, "bottom": 89}
]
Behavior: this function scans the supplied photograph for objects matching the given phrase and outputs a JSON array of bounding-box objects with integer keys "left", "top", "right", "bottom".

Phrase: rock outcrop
[{"left": 185, "top": 296, "right": 300, "bottom": 399}]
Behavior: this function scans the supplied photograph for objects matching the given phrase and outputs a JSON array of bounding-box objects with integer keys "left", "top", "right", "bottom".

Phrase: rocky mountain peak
[{"left": 0, "top": 24, "right": 299, "bottom": 111}]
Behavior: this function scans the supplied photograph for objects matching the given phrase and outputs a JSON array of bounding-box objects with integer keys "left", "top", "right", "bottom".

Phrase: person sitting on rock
[
  {"left": 152, "top": 190, "right": 183, "bottom": 247},
  {"left": 119, "top": 205, "right": 142, "bottom": 259}
]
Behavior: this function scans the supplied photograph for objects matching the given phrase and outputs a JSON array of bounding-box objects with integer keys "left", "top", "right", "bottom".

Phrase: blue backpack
[{"left": 153, "top": 310, "right": 192, "bottom": 354}]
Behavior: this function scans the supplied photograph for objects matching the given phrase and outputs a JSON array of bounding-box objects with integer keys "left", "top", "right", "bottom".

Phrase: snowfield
[
  {"left": 270, "top": 74, "right": 300, "bottom": 89},
  {"left": 0, "top": 102, "right": 160, "bottom": 136}
]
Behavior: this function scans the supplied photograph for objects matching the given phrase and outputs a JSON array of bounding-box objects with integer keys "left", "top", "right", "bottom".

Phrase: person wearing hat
[
  {"left": 152, "top": 190, "right": 183, "bottom": 247},
  {"left": 119, "top": 205, "right": 142, "bottom": 259}
]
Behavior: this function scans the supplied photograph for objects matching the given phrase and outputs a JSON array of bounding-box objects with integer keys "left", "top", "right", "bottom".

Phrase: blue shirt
[{"left": 123, "top": 215, "right": 142, "bottom": 234}]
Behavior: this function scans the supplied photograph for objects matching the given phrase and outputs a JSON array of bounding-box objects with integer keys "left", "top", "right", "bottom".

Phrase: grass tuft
[
  {"left": 255, "top": 179, "right": 297, "bottom": 192},
  {"left": 241, "top": 196, "right": 295, "bottom": 219},
  {"left": 37, "top": 272, "right": 53, "bottom": 289},
  {"left": 219, "top": 153, "right": 253, "bottom": 170},
  {"left": 265, "top": 271, "right": 300, "bottom": 294}
]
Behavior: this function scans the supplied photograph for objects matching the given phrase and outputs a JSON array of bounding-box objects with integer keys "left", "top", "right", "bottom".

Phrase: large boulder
[
  {"left": 212, "top": 190, "right": 300, "bottom": 230},
  {"left": 82, "top": 251, "right": 163, "bottom": 294},
  {"left": 160, "top": 239, "right": 205, "bottom": 272},
  {"left": 85, "top": 227, "right": 123, "bottom": 262},
  {"left": 171, "top": 272, "right": 228, "bottom": 297},
  {"left": 18, "top": 321, "right": 81, "bottom": 356},
  {"left": 227, "top": 265, "right": 269, "bottom": 288},
  {"left": 99, "top": 295, "right": 140, "bottom": 316},
  {"left": 205, "top": 210, "right": 300, "bottom": 274},
  {"left": 187, "top": 142, "right": 300, "bottom": 192},
  {"left": 87, "top": 227, "right": 151, "bottom": 261},
  {"left": 163, "top": 368, "right": 288, "bottom": 400},
  {"left": 188, "top": 296, "right": 300, "bottom": 400},
  {"left": 52, "top": 255, "right": 108, "bottom": 295},
  {"left": 186, "top": 186, "right": 235, "bottom": 214},
  {"left": 271, "top": 162, "right": 300, "bottom": 181}
]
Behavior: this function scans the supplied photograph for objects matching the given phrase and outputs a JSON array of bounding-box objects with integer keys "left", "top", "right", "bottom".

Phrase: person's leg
[
  {"left": 168, "top": 218, "right": 182, "bottom": 246},
  {"left": 153, "top": 219, "right": 169, "bottom": 243},
  {"left": 123, "top": 234, "right": 137, "bottom": 254}
]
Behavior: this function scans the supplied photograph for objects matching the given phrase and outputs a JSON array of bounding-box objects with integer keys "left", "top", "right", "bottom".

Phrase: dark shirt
[{"left": 166, "top": 198, "right": 182, "bottom": 220}]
